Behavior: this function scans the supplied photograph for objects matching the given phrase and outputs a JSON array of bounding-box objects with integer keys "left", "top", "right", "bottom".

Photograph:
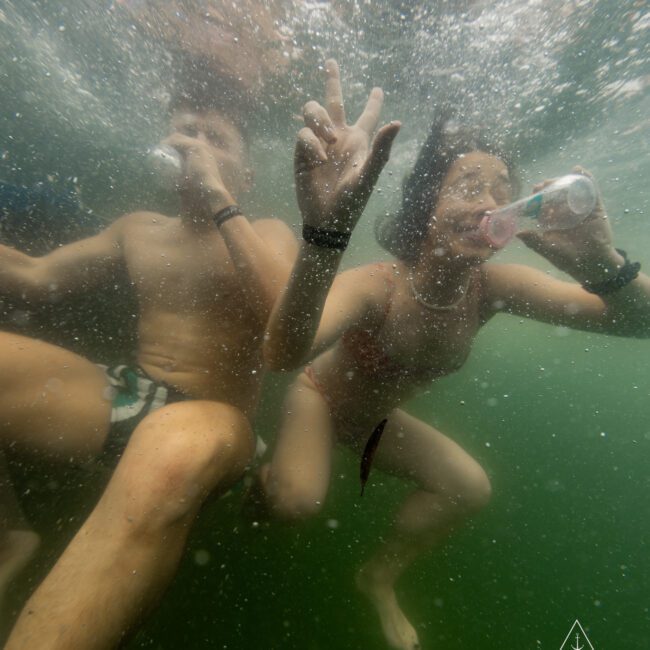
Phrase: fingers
[
  {"left": 294, "top": 127, "right": 328, "bottom": 176},
  {"left": 324, "top": 59, "right": 346, "bottom": 127},
  {"left": 572, "top": 165, "right": 594, "bottom": 180},
  {"left": 357, "top": 121, "right": 401, "bottom": 199},
  {"left": 161, "top": 133, "right": 201, "bottom": 153},
  {"left": 355, "top": 87, "right": 384, "bottom": 135},
  {"left": 517, "top": 229, "right": 546, "bottom": 252},
  {"left": 532, "top": 178, "right": 556, "bottom": 193},
  {"left": 303, "top": 100, "right": 337, "bottom": 144}
]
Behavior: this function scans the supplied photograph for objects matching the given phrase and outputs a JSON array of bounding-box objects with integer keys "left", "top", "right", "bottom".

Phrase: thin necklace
[{"left": 408, "top": 273, "right": 471, "bottom": 311}]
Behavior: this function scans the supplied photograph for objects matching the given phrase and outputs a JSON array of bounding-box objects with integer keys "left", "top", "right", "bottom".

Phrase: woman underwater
[{"left": 259, "top": 61, "right": 650, "bottom": 650}]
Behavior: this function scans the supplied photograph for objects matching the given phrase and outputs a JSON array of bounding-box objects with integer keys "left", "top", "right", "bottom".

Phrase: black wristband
[
  {"left": 213, "top": 205, "right": 243, "bottom": 228},
  {"left": 302, "top": 224, "right": 351, "bottom": 251},
  {"left": 582, "top": 248, "right": 641, "bottom": 295}
]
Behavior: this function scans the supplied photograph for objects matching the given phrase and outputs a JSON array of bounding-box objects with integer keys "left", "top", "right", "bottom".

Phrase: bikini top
[{"left": 340, "top": 263, "right": 481, "bottom": 383}]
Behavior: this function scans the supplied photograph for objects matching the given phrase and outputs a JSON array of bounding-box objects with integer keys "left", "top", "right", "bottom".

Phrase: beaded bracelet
[
  {"left": 582, "top": 248, "right": 641, "bottom": 295},
  {"left": 213, "top": 205, "right": 243, "bottom": 228}
]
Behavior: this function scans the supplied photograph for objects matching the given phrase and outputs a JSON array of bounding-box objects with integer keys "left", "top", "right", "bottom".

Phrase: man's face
[{"left": 169, "top": 110, "right": 250, "bottom": 198}]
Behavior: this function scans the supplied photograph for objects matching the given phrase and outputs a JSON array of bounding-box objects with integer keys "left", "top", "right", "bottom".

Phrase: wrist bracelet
[
  {"left": 302, "top": 224, "right": 351, "bottom": 251},
  {"left": 582, "top": 248, "right": 641, "bottom": 295},
  {"left": 213, "top": 205, "right": 243, "bottom": 228}
]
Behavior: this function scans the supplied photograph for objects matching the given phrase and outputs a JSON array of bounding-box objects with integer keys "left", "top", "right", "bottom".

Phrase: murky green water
[{"left": 2, "top": 1, "right": 649, "bottom": 648}]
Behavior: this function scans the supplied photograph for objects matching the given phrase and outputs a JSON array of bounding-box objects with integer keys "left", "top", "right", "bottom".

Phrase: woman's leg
[
  {"left": 260, "top": 372, "right": 337, "bottom": 520},
  {"left": 0, "top": 332, "right": 112, "bottom": 619},
  {"left": 355, "top": 409, "right": 491, "bottom": 650}
]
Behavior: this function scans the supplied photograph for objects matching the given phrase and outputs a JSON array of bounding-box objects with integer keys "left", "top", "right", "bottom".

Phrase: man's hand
[
  {"left": 517, "top": 167, "right": 623, "bottom": 283},
  {"left": 295, "top": 59, "right": 400, "bottom": 233},
  {"left": 162, "top": 133, "right": 236, "bottom": 214}
]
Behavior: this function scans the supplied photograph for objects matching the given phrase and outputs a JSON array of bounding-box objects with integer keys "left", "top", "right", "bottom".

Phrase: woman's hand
[
  {"left": 295, "top": 59, "right": 400, "bottom": 233},
  {"left": 517, "top": 168, "right": 624, "bottom": 282}
]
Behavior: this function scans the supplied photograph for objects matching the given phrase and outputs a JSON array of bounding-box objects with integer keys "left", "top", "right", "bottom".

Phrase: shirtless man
[{"left": 0, "top": 101, "right": 296, "bottom": 648}]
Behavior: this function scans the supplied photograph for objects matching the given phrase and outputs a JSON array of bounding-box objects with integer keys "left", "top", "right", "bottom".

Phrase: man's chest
[{"left": 122, "top": 222, "right": 242, "bottom": 307}]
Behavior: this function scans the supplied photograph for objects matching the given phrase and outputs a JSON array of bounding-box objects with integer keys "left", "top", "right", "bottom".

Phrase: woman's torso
[{"left": 308, "top": 262, "right": 488, "bottom": 434}]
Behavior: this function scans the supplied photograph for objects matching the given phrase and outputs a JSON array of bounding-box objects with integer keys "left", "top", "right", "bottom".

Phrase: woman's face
[{"left": 427, "top": 150, "right": 513, "bottom": 263}]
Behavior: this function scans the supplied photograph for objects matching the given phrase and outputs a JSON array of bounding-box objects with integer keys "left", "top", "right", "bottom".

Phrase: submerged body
[
  {"left": 0, "top": 109, "right": 296, "bottom": 649},
  {"left": 260, "top": 61, "right": 650, "bottom": 650}
]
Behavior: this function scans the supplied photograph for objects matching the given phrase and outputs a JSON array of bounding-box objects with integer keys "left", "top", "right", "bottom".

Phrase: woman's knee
[
  {"left": 452, "top": 463, "right": 492, "bottom": 512},
  {"left": 264, "top": 471, "right": 326, "bottom": 521}
]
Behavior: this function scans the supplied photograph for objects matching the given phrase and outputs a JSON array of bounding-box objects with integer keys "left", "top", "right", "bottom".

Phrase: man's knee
[{"left": 118, "top": 401, "right": 254, "bottom": 528}]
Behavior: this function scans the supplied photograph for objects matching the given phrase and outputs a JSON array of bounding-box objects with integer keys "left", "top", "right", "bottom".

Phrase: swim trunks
[
  {"left": 98, "top": 364, "right": 268, "bottom": 466},
  {"left": 99, "top": 364, "right": 189, "bottom": 464}
]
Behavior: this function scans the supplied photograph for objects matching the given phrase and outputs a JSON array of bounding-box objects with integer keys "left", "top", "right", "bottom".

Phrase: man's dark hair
[{"left": 168, "top": 55, "right": 252, "bottom": 135}]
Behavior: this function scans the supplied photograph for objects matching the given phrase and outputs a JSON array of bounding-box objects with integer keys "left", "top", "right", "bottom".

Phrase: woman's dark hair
[{"left": 375, "top": 113, "right": 518, "bottom": 262}]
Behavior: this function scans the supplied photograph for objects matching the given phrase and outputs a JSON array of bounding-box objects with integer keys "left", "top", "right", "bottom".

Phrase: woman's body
[{"left": 260, "top": 61, "right": 650, "bottom": 650}]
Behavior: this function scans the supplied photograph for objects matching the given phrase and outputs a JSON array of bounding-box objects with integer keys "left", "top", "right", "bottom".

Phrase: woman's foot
[
  {"left": 0, "top": 530, "right": 40, "bottom": 618},
  {"left": 356, "top": 563, "right": 420, "bottom": 650}
]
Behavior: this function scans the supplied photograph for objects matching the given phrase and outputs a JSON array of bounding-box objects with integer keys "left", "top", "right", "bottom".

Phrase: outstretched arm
[
  {"left": 0, "top": 220, "right": 123, "bottom": 302},
  {"left": 264, "top": 59, "right": 400, "bottom": 370},
  {"left": 487, "top": 172, "right": 650, "bottom": 337}
]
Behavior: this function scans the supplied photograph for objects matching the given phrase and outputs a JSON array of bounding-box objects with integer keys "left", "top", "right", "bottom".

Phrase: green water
[{"left": 2, "top": 1, "right": 649, "bottom": 648}]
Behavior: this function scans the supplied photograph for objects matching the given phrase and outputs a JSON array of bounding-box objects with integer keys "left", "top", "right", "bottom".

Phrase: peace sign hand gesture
[{"left": 295, "top": 59, "right": 400, "bottom": 234}]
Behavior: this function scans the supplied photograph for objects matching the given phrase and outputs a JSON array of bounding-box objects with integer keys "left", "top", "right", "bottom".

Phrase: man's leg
[
  {"left": 0, "top": 454, "right": 40, "bottom": 622},
  {"left": 0, "top": 332, "right": 112, "bottom": 619},
  {"left": 5, "top": 399, "right": 255, "bottom": 650}
]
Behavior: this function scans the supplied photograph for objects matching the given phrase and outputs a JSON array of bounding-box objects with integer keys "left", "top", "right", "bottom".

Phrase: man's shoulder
[
  {"left": 116, "top": 210, "right": 171, "bottom": 226},
  {"left": 250, "top": 217, "right": 295, "bottom": 238},
  {"left": 251, "top": 217, "right": 298, "bottom": 256},
  {"left": 111, "top": 211, "right": 175, "bottom": 234}
]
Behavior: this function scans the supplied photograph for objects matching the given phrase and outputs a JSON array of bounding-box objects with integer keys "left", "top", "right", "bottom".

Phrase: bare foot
[
  {"left": 0, "top": 530, "right": 40, "bottom": 617},
  {"left": 356, "top": 564, "right": 421, "bottom": 650}
]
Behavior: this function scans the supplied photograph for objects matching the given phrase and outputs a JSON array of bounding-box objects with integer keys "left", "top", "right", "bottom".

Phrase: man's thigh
[{"left": 0, "top": 332, "right": 111, "bottom": 461}]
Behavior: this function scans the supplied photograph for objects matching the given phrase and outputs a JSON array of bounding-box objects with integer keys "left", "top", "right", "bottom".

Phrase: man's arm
[
  {"left": 218, "top": 215, "right": 298, "bottom": 327},
  {"left": 0, "top": 219, "right": 123, "bottom": 302}
]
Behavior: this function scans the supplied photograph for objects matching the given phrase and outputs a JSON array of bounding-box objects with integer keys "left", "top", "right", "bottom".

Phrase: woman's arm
[
  {"left": 485, "top": 262, "right": 650, "bottom": 337},
  {"left": 486, "top": 172, "right": 650, "bottom": 337},
  {"left": 263, "top": 59, "right": 399, "bottom": 370}
]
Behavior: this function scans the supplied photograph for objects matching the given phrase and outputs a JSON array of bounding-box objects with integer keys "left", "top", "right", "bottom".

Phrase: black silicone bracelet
[
  {"left": 213, "top": 205, "right": 243, "bottom": 228},
  {"left": 302, "top": 224, "right": 351, "bottom": 251},
  {"left": 582, "top": 248, "right": 641, "bottom": 295}
]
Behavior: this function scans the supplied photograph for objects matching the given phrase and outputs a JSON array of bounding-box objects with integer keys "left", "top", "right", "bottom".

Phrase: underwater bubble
[
  {"left": 194, "top": 549, "right": 211, "bottom": 566},
  {"left": 102, "top": 386, "right": 117, "bottom": 401},
  {"left": 10, "top": 310, "right": 30, "bottom": 326},
  {"left": 45, "top": 378, "right": 63, "bottom": 393}
]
